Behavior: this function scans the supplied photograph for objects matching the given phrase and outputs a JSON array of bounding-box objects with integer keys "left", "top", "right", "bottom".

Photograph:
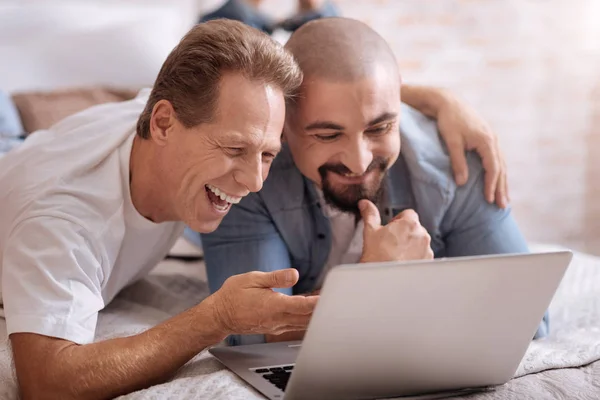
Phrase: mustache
[{"left": 318, "top": 157, "right": 389, "bottom": 178}]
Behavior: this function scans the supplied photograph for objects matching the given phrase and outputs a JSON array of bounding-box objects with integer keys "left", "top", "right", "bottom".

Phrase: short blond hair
[{"left": 137, "top": 19, "right": 303, "bottom": 139}]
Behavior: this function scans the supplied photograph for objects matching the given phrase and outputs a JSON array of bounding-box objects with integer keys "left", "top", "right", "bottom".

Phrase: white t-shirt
[
  {"left": 315, "top": 187, "right": 363, "bottom": 288},
  {"left": 0, "top": 89, "right": 184, "bottom": 344}
]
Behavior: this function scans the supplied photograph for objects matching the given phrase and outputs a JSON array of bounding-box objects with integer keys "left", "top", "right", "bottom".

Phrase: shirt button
[{"left": 317, "top": 233, "right": 326, "bottom": 239}]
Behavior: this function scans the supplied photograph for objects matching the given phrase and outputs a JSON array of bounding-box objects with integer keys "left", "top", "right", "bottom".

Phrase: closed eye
[
  {"left": 226, "top": 147, "right": 245, "bottom": 156},
  {"left": 262, "top": 152, "right": 277, "bottom": 163},
  {"left": 365, "top": 123, "right": 393, "bottom": 136},
  {"left": 315, "top": 133, "right": 342, "bottom": 142}
]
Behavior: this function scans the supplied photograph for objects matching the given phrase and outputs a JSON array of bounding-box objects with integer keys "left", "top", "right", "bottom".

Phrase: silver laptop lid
[{"left": 284, "top": 251, "right": 572, "bottom": 400}]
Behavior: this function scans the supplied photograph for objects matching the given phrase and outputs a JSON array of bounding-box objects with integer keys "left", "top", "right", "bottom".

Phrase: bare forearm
[
  {"left": 401, "top": 84, "right": 452, "bottom": 118},
  {"left": 14, "top": 296, "right": 226, "bottom": 400}
]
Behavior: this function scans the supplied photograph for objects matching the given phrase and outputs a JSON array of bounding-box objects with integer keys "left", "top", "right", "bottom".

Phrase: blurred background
[{"left": 0, "top": 0, "right": 598, "bottom": 254}]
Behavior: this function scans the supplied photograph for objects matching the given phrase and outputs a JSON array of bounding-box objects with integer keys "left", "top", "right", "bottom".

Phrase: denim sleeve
[
  {"left": 200, "top": 192, "right": 292, "bottom": 346},
  {"left": 440, "top": 152, "right": 549, "bottom": 339}
]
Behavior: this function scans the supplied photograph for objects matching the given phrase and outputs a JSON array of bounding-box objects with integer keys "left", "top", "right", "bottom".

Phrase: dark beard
[{"left": 318, "top": 157, "right": 388, "bottom": 218}]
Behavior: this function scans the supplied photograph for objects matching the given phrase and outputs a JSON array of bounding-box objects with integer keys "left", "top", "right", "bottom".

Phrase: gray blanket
[{"left": 1, "top": 245, "right": 598, "bottom": 399}]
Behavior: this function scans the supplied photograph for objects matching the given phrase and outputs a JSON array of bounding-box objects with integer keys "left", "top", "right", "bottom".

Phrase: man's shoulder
[
  {"left": 0, "top": 147, "right": 129, "bottom": 240},
  {"left": 396, "top": 104, "right": 484, "bottom": 196},
  {"left": 0, "top": 93, "right": 147, "bottom": 243},
  {"left": 398, "top": 104, "right": 453, "bottom": 189}
]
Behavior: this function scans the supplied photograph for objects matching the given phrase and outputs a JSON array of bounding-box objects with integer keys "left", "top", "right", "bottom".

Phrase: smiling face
[
  {"left": 284, "top": 67, "right": 401, "bottom": 216},
  {"left": 152, "top": 73, "right": 285, "bottom": 233}
]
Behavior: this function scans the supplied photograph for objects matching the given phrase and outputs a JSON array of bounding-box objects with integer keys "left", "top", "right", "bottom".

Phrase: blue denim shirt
[{"left": 200, "top": 104, "right": 547, "bottom": 344}]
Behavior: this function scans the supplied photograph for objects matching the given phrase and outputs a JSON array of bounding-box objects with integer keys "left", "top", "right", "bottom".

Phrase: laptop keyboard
[{"left": 254, "top": 365, "right": 295, "bottom": 391}]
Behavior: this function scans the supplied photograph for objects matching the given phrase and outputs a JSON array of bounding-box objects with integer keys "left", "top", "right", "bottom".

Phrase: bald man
[{"left": 200, "top": 18, "right": 545, "bottom": 345}]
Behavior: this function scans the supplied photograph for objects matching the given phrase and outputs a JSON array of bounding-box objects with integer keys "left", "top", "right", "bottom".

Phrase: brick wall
[{"left": 262, "top": 0, "right": 600, "bottom": 254}]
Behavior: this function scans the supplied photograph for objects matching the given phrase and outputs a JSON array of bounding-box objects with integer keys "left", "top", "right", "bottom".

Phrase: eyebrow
[
  {"left": 304, "top": 121, "right": 345, "bottom": 131},
  {"left": 220, "top": 133, "right": 281, "bottom": 154},
  {"left": 304, "top": 111, "right": 398, "bottom": 132},
  {"left": 367, "top": 112, "right": 398, "bottom": 126}
]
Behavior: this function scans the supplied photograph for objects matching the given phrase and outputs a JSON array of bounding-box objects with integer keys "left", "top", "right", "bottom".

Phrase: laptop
[{"left": 210, "top": 251, "right": 572, "bottom": 400}]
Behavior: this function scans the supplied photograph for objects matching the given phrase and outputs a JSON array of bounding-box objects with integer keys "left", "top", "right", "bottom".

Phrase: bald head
[
  {"left": 283, "top": 18, "right": 402, "bottom": 214},
  {"left": 285, "top": 17, "right": 400, "bottom": 83}
]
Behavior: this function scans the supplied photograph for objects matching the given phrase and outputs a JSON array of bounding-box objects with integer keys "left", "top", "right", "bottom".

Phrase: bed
[{"left": 0, "top": 244, "right": 597, "bottom": 399}]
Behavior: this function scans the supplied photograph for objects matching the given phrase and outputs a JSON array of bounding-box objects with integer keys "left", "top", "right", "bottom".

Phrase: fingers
[
  {"left": 504, "top": 165, "right": 511, "bottom": 203},
  {"left": 479, "top": 141, "right": 500, "bottom": 204},
  {"left": 495, "top": 166, "right": 508, "bottom": 209},
  {"left": 424, "top": 247, "right": 434, "bottom": 260},
  {"left": 267, "top": 307, "right": 316, "bottom": 335},
  {"left": 244, "top": 269, "right": 299, "bottom": 289},
  {"left": 445, "top": 138, "right": 469, "bottom": 186},
  {"left": 279, "top": 314, "right": 312, "bottom": 329},
  {"left": 496, "top": 156, "right": 510, "bottom": 208},
  {"left": 275, "top": 294, "right": 319, "bottom": 315},
  {"left": 262, "top": 296, "right": 317, "bottom": 336},
  {"left": 251, "top": 314, "right": 312, "bottom": 337},
  {"left": 359, "top": 199, "right": 381, "bottom": 230},
  {"left": 390, "top": 209, "right": 419, "bottom": 224}
]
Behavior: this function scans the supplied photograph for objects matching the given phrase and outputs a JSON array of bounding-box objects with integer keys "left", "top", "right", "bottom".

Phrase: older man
[
  {"left": 0, "top": 20, "right": 318, "bottom": 400},
  {"left": 200, "top": 18, "right": 539, "bottom": 346}
]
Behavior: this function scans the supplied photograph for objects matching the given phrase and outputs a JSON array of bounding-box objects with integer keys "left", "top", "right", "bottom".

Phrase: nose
[
  {"left": 234, "top": 155, "right": 264, "bottom": 193},
  {"left": 340, "top": 136, "right": 373, "bottom": 174}
]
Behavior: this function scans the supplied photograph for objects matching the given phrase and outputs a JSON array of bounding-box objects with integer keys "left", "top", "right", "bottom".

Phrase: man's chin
[
  {"left": 323, "top": 185, "right": 383, "bottom": 216},
  {"left": 187, "top": 216, "right": 224, "bottom": 234},
  {"left": 322, "top": 192, "right": 364, "bottom": 216}
]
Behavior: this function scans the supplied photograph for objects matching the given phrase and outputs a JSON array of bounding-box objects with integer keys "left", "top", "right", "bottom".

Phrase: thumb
[
  {"left": 359, "top": 199, "right": 381, "bottom": 230},
  {"left": 252, "top": 269, "right": 299, "bottom": 289}
]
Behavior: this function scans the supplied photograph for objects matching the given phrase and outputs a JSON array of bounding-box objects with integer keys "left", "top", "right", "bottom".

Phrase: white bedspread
[{"left": 0, "top": 245, "right": 599, "bottom": 399}]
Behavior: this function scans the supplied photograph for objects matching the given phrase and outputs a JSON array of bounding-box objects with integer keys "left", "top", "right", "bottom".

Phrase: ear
[{"left": 149, "top": 100, "right": 176, "bottom": 146}]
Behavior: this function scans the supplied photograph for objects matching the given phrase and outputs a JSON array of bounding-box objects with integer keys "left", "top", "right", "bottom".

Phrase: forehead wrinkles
[
  {"left": 298, "top": 79, "right": 398, "bottom": 129},
  {"left": 211, "top": 81, "right": 284, "bottom": 149}
]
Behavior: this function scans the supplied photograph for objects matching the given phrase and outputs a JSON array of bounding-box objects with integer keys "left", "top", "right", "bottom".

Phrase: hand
[
  {"left": 208, "top": 269, "right": 318, "bottom": 337},
  {"left": 265, "top": 288, "right": 321, "bottom": 343},
  {"left": 436, "top": 92, "right": 509, "bottom": 208},
  {"left": 359, "top": 200, "right": 433, "bottom": 263}
]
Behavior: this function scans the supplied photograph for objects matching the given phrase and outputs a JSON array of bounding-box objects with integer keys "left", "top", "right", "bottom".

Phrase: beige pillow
[{"left": 12, "top": 87, "right": 139, "bottom": 134}]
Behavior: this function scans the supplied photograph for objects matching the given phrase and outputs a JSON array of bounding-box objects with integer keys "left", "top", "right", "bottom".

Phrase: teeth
[
  {"left": 213, "top": 203, "right": 229, "bottom": 211},
  {"left": 206, "top": 184, "right": 242, "bottom": 205}
]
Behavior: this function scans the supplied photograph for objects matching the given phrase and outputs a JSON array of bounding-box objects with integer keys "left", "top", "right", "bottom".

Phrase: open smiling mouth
[{"left": 205, "top": 184, "right": 242, "bottom": 212}]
